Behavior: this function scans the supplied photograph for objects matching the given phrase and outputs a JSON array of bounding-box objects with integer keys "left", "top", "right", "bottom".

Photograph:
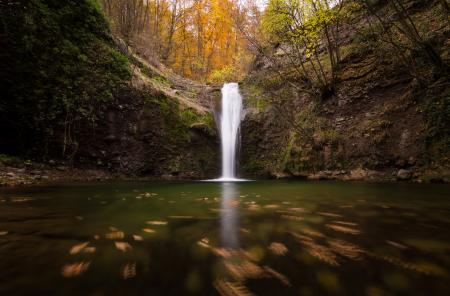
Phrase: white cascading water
[{"left": 218, "top": 83, "right": 243, "bottom": 181}]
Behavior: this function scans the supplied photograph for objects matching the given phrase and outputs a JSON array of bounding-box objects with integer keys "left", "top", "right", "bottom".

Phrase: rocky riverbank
[
  {"left": 2, "top": 157, "right": 448, "bottom": 188},
  {"left": 0, "top": 163, "right": 113, "bottom": 187},
  {"left": 0, "top": 157, "right": 214, "bottom": 187},
  {"left": 268, "top": 168, "right": 449, "bottom": 183}
]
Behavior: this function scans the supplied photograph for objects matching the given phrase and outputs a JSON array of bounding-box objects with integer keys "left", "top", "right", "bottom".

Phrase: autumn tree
[
  {"left": 100, "top": 0, "right": 150, "bottom": 45},
  {"left": 99, "top": 0, "right": 257, "bottom": 82}
]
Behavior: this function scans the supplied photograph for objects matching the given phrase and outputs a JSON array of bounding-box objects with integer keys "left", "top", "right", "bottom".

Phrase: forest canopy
[{"left": 98, "top": 0, "right": 263, "bottom": 83}]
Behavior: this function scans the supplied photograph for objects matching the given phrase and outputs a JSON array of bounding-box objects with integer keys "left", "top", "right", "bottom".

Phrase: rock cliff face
[
  {"left": 239, "top": 1, "right": 449, "bottom": 182},
  {"left": 2, "top": 0, "right": 448, "bottom": 182},
  {"left": 75, "top": 48, "right": 220, "bottom": 179},
  {"left": 0, "top": 0, "right": 220, "bottom": 180}
]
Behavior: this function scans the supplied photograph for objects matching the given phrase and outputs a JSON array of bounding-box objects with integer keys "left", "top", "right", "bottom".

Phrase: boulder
[{"left": 397, "top": 169, "right": 412, "bottom": 180}]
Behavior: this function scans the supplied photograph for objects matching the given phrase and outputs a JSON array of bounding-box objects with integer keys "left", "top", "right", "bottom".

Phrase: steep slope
[
  {"left": 75, "top": 43, "right": 220, "bottom": 178},
  {"left": 0, "top": 0, "right": 219, "bottom": 179},
  {"left": 239, "top": 0, "right": 449, "bottom": 182}
]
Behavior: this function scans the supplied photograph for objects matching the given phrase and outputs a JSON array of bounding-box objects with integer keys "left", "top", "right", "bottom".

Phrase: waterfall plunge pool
[{"left": 0, "top": 180, "right": 449, "bottom": 295}]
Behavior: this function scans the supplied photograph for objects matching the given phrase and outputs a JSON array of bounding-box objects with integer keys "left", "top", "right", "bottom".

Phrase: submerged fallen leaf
[
  {"left": 133, "top": 235, "right": 144, "bottom": 241},
  {"left": 146, "top": 221, "right": 168, "bottom": 225},
  {"left": 264, "top": 266, "right": 291, "bottom": 286},
  {"left": 300, "top": 228, "right": 325, "bottom": 238},
  {"left": 105, "top": 231, "right": 125, "bottom": 239},
  {"left": 0, "top": 231, "right": 8, "bottom": 236},
  {"left": 115, "top": 242, "right": 132, "bottom": 252},
  {"left": 326, "top": 224, "right": 361, "bottom": 235},
  {"left": 287, "top": 207, "right": 307, "bottom": 213},
  {"left": 10, "top": 197, "right": 33, "bottom": 202},
  {"left": 329, "top": 239, "right": 363, "bottom": 260},
  {"left": 227, "top": 200, "right": 240, "bottom": 207},
  {"left": 333, "top": 221, "right": 358, "bottom": 227},
  {"left": 138, "top": 192, "right": 158, "bottom": 199},
  {"left": 214, "top": 279, "right": 255, "bottom": 296},
  {"left": 225, "top": 260, "right": 265, "bottom": 280},
  {"left": 247, "top": 204, "right": 261, "bottom": 211},
  {"left": 61, "top": 262, "right": 90, "bottom": 278},
  {"left": 305, "top": 243, "right": 339, "bottom": 266},
  {"left": 292, "top": 232, "right": 339, "bottom": 266},
  {"left": 197, "top": 237, "right": 210, "bottom": 248},
  {"left": 367, "top": 252, "right": 434, "bottom": 275},
  {"left": 289, "top": 231, "right": 314, "bottom": 242},
  {"left": 264, "top": 204, "right": 279, "bottom": 209},
  {"left": 211, "top": 248, "right": 233, "bottom": 258},
  {"left": 168, "top": 215, "right": 194, "bottom": 219},
  {"left": 386, "top": 240, "right": 408, "bottom": 249},
  {"left": 317, "top": 212, "right": 343, "bottom": 218},
  {"left": 75, "top": 216, "right": 83, "bottom": 220},
  {"left": 83, "top": 247, "right": 96, "bottom": 253},
  {"left": 70, "top": 242, "right": 89, "bottom": 255},
  {"left": 122, "top": 262, "right": 137, "bottom": 279},
  {"left": 142, "top": 228, "right": 155, "bottom": 234},
  {"left": 281, "top": 214, "right": 303, "bottom": 221},
  {"left": 268, "top": 242, "right": 288, "bottom": 256}
]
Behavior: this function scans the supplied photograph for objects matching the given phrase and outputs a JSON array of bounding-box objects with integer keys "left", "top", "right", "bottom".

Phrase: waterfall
[{"left": 219, "top": 83, "right": 243, "bottom": 181}]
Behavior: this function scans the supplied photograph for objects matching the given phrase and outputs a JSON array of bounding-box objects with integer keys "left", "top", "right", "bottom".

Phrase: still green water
[{"left": 0, "top": 181, "right": 449, "bottom": 295}]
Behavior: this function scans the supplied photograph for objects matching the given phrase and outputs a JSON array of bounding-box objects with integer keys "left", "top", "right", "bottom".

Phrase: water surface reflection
[
  {"left": 220, "top": 182, "right": 239, "bottom": 249},
  {"left": 0, "top": 181, "right": 449, "bottom": 295}
]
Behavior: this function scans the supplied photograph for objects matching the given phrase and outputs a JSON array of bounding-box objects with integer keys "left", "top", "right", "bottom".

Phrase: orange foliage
[{"left": 100, "top": 0, "right": 261, "bottom": 82}]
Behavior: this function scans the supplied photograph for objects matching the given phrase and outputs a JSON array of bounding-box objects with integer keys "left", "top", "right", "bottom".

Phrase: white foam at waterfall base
[{"left": 205, "top": 83, "right": 248, "bottom": 182}]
